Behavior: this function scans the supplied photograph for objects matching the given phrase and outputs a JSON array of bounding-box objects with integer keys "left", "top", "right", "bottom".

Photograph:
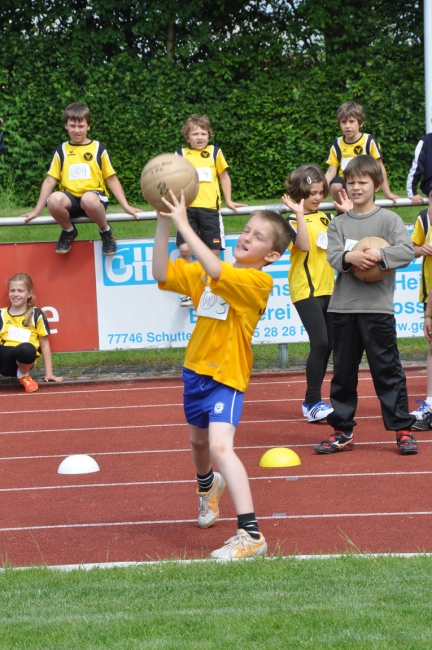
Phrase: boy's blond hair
[
  {"left": 344, "top": 155, "right": 383, "bottom": 187},
  {"left": 336, "top": 101, "right": 365, "bottom": 126},
  {"left": 250, "top": 210, "right": 292, "bottom": 259},
  {"left": 284, "top": 165, "right": 329, "bottom": 204},
  {"left": 64, "top": 102, "right": 91, "bottom": 126},
  {"left": 181, "top": 114, "right": 214, "bottom": 140}
]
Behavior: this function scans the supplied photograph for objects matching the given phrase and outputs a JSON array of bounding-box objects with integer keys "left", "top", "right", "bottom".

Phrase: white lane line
[
  {"left": 2, "top": 470, "right": 432, "bottom": 493},
  {"left": 1, "top": 440, "right": 432, "bottom": 462},
  {"left": 0, "top": 415, "right": 388, "bottom": 435},
  {"left": 0, "top": 372, "right": 425, "bottom": 399},
  {"left": 0, "top": 393, "right": 424, "bottom": 416},
  {"left": 2, "top": 510, "right": 432, "bottom": 533}
]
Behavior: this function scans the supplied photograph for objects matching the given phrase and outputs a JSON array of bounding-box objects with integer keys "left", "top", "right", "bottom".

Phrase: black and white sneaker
[
  {"left": 303, "top": 401, "right": 334, "bottom": 422},
  {"left": 412, "top": 412, "right": 432, "bottom": 432},
  {"left": 55, "top": 226, "right": 78, "bottom": 254},
  {"left": 100, "top": 227, "right": 117, "bottom": 255}
]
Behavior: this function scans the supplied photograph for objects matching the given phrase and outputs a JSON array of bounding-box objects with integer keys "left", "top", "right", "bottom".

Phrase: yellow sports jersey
[
  {"left": 287, "top": 211, "right": 335, "bottom": 303},
  {"left": 326, "top": 133, "right": 381, "bottom": 177},
  {"left": 177, "top": 145, "right": 228, "bottom": 210},
  {"left": 159, "top": 259, "right": 272, "bottom": 392},
  {"left": 47, "top": 140, "right": 116, "bottom": 197},
  {"left": 411, "top": 209, "right": 432, "bottom": 303},
  {"left": 0, "top": 307, "right": 49, "bottom": 356}
]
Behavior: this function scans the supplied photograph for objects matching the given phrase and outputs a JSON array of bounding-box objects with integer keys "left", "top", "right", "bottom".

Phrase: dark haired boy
[
  {"left": 23, "top": 102, "right": 141, "bottom": 255},
  {"left": 325, "top": 101, "right": 399, "bottom": 206},
  {"left": 315, "top": 155, "right": 418, "bottom": 456}
]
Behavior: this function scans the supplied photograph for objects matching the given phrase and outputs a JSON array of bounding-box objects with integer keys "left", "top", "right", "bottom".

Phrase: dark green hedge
[{"left": 0, "top": 44, "right": 425, "bottom": 205}]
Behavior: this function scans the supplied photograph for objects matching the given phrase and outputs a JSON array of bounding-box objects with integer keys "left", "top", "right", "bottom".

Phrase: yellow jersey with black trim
[
  {"left": 159, "top": 259, "right": 272, "bottom": 392},
  {"left": 47, "top": 140, "right": 116, "bottom": 197},
  {"left": 287, "top": 211, "right": 335, "bottom": 303},
  {"left": 176, "top": 145, "right": 228, "bottom": 210},
  {"left": 0, "top": 307, "right": 50, "bottom": 356},
  {"left": 326, "top": 133, "right": 381, "bottom": 177},
  {"left": 411, "top": 209, "right": 432, "bottom": 303}
]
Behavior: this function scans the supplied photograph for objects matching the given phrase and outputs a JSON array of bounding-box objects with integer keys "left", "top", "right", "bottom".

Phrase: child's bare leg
[
  {"left": 47, "top": 192, "right": 73, "bottom": 229},
  {"left": 189, "top": 424, "right": 211, "bottom": 474},
  {"left": 209, "top": 421, "right": 254, "bottom": 514},
  {"left": 80, "top": 192, "right": 109, "bottom": 230},
  {"left": 331, "top": 182, "right": 345, "bottom": 204},
  {"left": 16, "top": 362, "right": 33, "bottom": 375}
]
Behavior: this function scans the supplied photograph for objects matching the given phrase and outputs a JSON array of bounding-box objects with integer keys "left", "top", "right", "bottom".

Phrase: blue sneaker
[
  {"left": 410, "top": 400, "right": 432, "bottom": 420},
  {"left": 303, "top": 401, "right": 334, "bottom": 423}
]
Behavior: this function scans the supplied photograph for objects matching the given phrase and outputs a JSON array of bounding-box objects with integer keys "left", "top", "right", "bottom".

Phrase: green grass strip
[{"left": 1, "top": 555, "right": 432, "bottom": 648}]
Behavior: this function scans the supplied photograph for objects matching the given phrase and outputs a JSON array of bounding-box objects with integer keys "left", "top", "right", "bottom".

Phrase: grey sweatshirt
[{"left": 327, "top": 206, "right": 414, "bottom": 314}]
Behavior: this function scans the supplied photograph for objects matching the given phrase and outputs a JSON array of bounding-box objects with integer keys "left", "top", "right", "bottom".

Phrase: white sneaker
[
  {"left": 410, "top": 400, "right": 432, "bottom": 420},
  {"left": 197, "top": 472, "right": 226, "bottom": 528},
  {"left": 210, "top": 529, "right": 267, "bottom": 560},
  {"left": 180, "top": 295, "right": 193, "bottom": 307},
  {"left": 305, "top": 401, "right": 334, "bottom": 423}
]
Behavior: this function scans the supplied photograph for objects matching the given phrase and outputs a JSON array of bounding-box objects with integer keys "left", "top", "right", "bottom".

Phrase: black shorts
[
  {"left": 330, "top": 176, "right": 345, "bottom": 188},
  {"left": 0, "top": 343, "right": 37, "bottom": 377},
  {"left": 63, "top": 191, "right": 109, "bottom": 219},
  {"left": 176, "top": 207, "right": 225, "bottom": 250}
]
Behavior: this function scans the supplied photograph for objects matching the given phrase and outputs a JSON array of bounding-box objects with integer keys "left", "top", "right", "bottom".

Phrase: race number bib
[
  {"left": 7, "top": 326, "right": 31, "bottom": 343},
  {"left": 344, "top": 238, "right": 359, "bottom": 252},
  {"left": 316, "top": 232, "right": 328, "bottom": 250},
  {"left": 197, "top": 288, "right": 230, "bottom": 321},
  {"left": 69, "top": 163, "right": 91, "bottom": 180},
  {"left": 196, "top": 167, "right": 212, "bottom": 183}
]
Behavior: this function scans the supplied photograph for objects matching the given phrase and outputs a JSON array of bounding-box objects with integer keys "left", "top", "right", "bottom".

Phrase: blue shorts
[{"left": 182, "top": 368, "right": 244, "bottom": 429}]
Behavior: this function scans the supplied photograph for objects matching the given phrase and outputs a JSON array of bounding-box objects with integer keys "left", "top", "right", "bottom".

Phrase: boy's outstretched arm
[
  {"left": 21, "top": 175, "right": 58, "bottom": 222},
  {"left": 378, "top": 160, "right": 399, "bottom": 204},
  {"left": 152, "top": 213, "right": 171, "bottom": 283},
  {"left": 106, "top": 175, "right": 142, "bottom": 220},
  {"left": 219, "top": 169, "right": 247, "bottom": 212},
  {"left": 161, "top": 190, "right": 222, "bottom": 280}
]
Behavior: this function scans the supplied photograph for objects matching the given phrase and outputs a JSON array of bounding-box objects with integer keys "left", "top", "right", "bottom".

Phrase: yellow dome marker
[{"left": 259, "top": 447, "right": 301, "bottom": 468}]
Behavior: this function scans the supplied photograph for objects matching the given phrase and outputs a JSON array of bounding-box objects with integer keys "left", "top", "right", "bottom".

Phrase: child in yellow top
[
  {"left": 325, "top": 101, "right": 399, "bottom": 206},
  {"left": 283, "top": 165, "right": 335, "bottom": 422},
  {"left": 153, "top": 190, "right": 292, "bottom": 560},
  {"left": 22, "top": 102, "right": 141, "bottom": 256},
  {"left": 0, "top": 273, "right": 62, "bottom": 392},
  {"left": 175, "top": 114, "right": 246, "bottom": 307}
]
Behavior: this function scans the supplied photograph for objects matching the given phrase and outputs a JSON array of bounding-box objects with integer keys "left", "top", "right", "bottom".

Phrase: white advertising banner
[{"left": 94, "top": 229, "right": 425, "bottom": 351}]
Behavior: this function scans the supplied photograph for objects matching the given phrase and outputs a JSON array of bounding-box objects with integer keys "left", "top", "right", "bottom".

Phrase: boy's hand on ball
[
  {"left": 160, "top": 189, "right": 187, "bottom": 226},
  {"left": 346, "top": 248, "right": 378, "bottom": 269}
]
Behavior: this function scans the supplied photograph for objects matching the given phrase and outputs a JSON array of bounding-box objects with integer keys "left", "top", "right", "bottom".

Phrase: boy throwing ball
[{"left": 153, "top": 191, "right": 291, "bottom": 559}]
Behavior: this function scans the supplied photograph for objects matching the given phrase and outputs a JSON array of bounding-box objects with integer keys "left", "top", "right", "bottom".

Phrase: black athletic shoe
[
  {"left": 396, "top": 431, "right": 418, "bottom": 455},
  {"left": 412, "top": 412, "right": 432, "bottom": 432},
  {"left": 314, "top": 431, "right": 354, "bottom": 454},
  {"left": 100, "top": 227, "right": 117, "bottom": 255},
  {"left": 56, "top": 226, "right": 78, "bottom": 254}
]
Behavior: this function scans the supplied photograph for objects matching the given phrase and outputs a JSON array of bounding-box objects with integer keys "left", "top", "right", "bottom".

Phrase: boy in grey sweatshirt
[{"left": 315, "top": 155, "right": 418, "bottom": 456}]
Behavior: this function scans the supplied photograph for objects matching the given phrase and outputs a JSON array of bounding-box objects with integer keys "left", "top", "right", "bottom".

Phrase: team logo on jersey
[
  {"left": 213, "top": 402, "right": 225, "bottom": 414},
  {"left": 320, "top": 216, "right": 330, "bottom": 227},
  {"left": 354, "top": 146, "right": 363, "bottom": 155},
  {"left": 83, "top": 153, "right": 93, "bottom": 161},
  {"left": 201, "top": 151, "right": 210, "bottom": 158}
]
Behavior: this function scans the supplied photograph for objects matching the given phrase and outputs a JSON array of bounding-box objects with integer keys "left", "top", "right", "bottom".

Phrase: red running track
[{"left": 1, "top": 368, "right": 431, "bottom": 567}]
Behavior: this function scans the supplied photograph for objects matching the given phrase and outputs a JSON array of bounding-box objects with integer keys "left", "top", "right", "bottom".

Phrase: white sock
[
  {"left": 66, "top": 226, "right": 75, "bottom": 232},
  {"left": 17, "top": 370, "right": 28, "bottom": 378},
  {"left": 100, "top": 226, "right": 111, "bottom": 233}
]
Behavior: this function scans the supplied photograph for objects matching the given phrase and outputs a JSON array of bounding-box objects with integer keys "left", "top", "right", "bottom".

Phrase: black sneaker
[
  {"left": 412, "top": 411, "right": 432, "bottom": 432},
  {"left": 314, "top": 431, "right": 354, "bottom": 454},
  {"left": 100, "top": 227, "right": 117, "bottom": 255},
  {"left": 99, "top": 228, "right": 117, "bottom": 255},
  {"left": 56, "top": 226, "right": 78, "bottom": 254},
  {"left": 396, "top": 431, "right": 418, "bottom": 455}
]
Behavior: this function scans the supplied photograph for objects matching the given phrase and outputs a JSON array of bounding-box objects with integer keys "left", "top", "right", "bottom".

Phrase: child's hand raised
[
  {"left": 160, "top": 190, "right": 188, "bottom": 228},
  {"left": 282, "top": 194, "right": 305, "bottom": 219},
  {"left": 334, "top": 190, "right": 353, "bottom": 214}
]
